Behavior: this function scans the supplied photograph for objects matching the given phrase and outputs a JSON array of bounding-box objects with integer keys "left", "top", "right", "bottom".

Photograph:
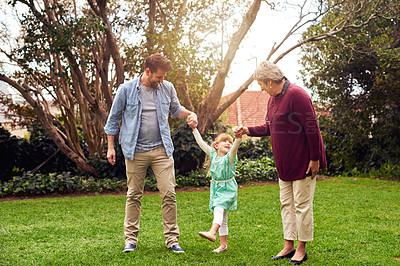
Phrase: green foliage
[
  {"left": 237, "top": 136, "right": 273, "bottom": 160},
  {"left": 0, "top": 124, "right": 77, "bottom": 182},
  {"left": 0, "top": 171, "right": 126, "bottom": 198},
  {"left": 0, "top": 155, "right": 277, "bottom": 198},
  {"left": 0, "top": 120, "right": 277, "bottom": 196},
  {"left": 171, "top": 123, "right": 206, "bottom": 174},
  {"left": 235, "top": 157, "right": 277, "bottom": 183},
  {"left": 343, "top": 161, "right": 400, "bottom": 180},
  {"left": 176, "top": 156, "right": 278, "bottom": 189},
  {"left": 17, "top": 2, "right": 103, "bottom": 71},
  {"left": 176, "top": 169, "right": 210, "bottom": 188},
  {"left": 122, "top": 0, "right": 251, "bottom": 115},
  {"left": 300, "top": 1, "right": 400, "bottom": 174},
  {"left": 88, "top": 143, "right": 127, "bottom": 180}
]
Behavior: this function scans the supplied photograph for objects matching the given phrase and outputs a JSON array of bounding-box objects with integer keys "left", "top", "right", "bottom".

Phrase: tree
[
  {"left": 199, "top": 0, "right": 400, "bottom": 134},
  {"left": 0, "top": 0, "right": 251, "bottom": 175},
  {"left": 0, "top": 0, "right": 123, "bottom": 175},
  {"left": 1, "top": 0, "right": 398, "bottom": 176},
  {"left": 299, "top": 0, "right": 400, "bottom": 172},
  {"left": 122, "top": 0, "right": 254, "bottom": 117}
]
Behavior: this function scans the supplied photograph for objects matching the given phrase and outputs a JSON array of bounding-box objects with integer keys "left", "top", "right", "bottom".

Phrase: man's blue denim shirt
[{"left": 104, "top": 77, "right": 184, "bottom": 160}]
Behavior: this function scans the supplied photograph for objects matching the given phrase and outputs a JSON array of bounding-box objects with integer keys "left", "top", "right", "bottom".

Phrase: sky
[{"left": 223, "top": 2, "right": 309, "bottom": 96}]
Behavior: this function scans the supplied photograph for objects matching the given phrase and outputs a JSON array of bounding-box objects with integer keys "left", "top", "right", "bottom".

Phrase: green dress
[{"left": 209, "top": 149, "right": 238, "bottom": 211}]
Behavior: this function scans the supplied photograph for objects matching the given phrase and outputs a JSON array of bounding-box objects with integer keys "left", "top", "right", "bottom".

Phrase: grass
[{"left": 0, "top": 177, "right": 399, "bottom": 265}]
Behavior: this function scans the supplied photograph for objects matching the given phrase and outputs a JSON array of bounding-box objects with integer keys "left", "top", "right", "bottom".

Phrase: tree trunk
[
  {"left": 88, "top": 0, "right": 125, "bottom": 90},
  {"left": 148, "top": 0, "right": 156, "bottom": 54},
  {"left": 197, "top": 0, "right": 261, "bottom": 134},
  {"left": 0, "top": 74, "right": 98, "bottom": 176}
]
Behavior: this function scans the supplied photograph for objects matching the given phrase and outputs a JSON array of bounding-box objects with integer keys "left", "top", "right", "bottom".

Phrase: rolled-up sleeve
[
  {"left": 104, "top": 85, "right": 126, "bottom": 135},
  {"left": 168, "top": 83, "right": 183, "bottom": 118}
]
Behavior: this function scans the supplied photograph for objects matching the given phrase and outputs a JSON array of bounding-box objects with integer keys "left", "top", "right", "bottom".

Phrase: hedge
[{"left": 1, "top": 157, "right": 278, "bottom": 198}]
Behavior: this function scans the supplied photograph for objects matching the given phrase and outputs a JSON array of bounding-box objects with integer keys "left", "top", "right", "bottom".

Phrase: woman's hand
[
  {"left": 233, "top": 126, "right": 249, "bottom": 137},
  {"left": 306, "top": 160, "right": 320, "bottom": 179}
]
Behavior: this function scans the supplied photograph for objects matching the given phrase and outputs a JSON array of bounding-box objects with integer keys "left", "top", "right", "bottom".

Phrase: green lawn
[{"left": 0, "top": 177, "right": 399, "bottom": 265}]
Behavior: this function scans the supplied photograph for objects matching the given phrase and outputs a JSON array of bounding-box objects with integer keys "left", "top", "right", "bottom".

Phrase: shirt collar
[
  {"left": 281, "top": 79, "right": 290, "bottom": 95},
  {"left": 137, "top": 74, "right": 161, "bottom": 90}
]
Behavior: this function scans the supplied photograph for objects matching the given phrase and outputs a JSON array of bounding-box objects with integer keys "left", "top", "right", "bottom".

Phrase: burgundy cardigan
[{"left": 248, "top": 82, "right": 327, "bottom": 181}]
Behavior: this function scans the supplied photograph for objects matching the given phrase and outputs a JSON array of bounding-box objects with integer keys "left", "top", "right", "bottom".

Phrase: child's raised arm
[
  {"left": 229, "top": 138, "right": 241, "bottom": 165},
  {"left": 192, "top": 128, "right": 212, "bottom": 156}
]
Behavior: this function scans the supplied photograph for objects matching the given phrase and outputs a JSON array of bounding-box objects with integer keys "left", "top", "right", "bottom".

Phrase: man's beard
[{"left": 149, "top": 80, "right": 159, "bottom": 88}]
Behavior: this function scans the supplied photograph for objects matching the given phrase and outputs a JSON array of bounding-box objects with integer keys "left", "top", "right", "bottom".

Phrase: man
[{"left": 104, "top": 53, "right": 197, "bottom": 253}]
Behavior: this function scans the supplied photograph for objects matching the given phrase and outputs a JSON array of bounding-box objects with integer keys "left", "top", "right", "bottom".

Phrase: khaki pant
[
  {"left": 279, "top": 176, "right": 316, "bottom": 242},
  {"left": 124, "top": 146, "right": 179, "bottom": 248}
]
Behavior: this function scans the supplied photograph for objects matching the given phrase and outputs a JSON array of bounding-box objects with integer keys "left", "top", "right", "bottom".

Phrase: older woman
[{"left": 235, "top": 61, "right": 326, "bottom": 265}]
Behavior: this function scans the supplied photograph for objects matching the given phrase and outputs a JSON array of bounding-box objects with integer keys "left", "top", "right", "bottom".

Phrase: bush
[
  {"left": 343, "top": 161, "right": 400, "bottom": 180},
  {"left": 319, "top": 113, "right": 400, "bottom": 176},
  {"left": 0, "top": 172, "right": 126, "bottom": 198},
  {"left": 237, "top": 136, "right": 273, "bottom": 160},
  {"left": 0, "top": 156, "right": 278, "bottom": 198},
  {"left": 171, "top": 123, "right": 206, "bottom": 174},
  {"left": 89, "top": 143, "right": 126, "bottom": 180},
  {"left": 175, "top": 157, "right": 278, "bottom": 189},
  {"left": 235, "top": 157, "right": 278, "bottom": 183},
  {"left": 0, "top": 125, "right": 77, "bottom": 182},
  {"left": 176, "top": 169, "right": 210, "bottom": 188}
]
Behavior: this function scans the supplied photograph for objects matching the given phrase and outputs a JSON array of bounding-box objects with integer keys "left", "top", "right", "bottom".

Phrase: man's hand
[
  {"left": 306, "top": 160, "right": 320, "bottom": 179},
  {"left": 107, "top": 148, "right": 116, "bottom": 165},
  {"left": 188, "top": 119, "right": 198, "bottom": 130},
  {"left": 186, "top": 112, "right": 198, "bottom": 129}
]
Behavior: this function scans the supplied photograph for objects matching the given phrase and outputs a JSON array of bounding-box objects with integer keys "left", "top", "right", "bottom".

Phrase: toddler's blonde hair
[{"left": 211, "top": 133, "right": 234, "bottom": 150}]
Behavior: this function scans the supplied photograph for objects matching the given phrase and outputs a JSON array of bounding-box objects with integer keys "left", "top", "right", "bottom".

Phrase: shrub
[
  {"left": 175, "top": 157, "right": 278, "bottom": 189},
  {"left": 89, "top": 143, "right": 126, "bottom": 180},
  {"left": 171, "top": 123, "right": 206, "bottom": 174},
  {"left": 235, "top": 157, "right": 278, "bottom": 183},
  {"left": 0, "top": 172, "right": 126, "bottom": 198},
  {"left": 176, "top": 169, "right": 210, "bottom": 188},
  {"left": 237, "top": 136, "right": 273, "bottom": 160},
  {"left": 0, "top": 125, "right": 77, "bottom": 182},
  {"left": 343, "top": 161, "right": 400, "bottom": 180}
]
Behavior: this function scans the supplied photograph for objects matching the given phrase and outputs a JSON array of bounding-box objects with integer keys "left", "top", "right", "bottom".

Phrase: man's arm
[
  {"left": 107, "top": 135, "right": 116, "bottom": 165},
  {"left": 177, "top": 108, "right": 197, "bottom": 128}
]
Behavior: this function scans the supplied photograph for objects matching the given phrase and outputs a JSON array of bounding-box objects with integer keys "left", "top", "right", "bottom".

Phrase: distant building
[
  {"left": 222, "top": 90, "right": 329, "bottom": 127},
  {"left": 222, "top": 90, "right": 270, "bottom": 127}
]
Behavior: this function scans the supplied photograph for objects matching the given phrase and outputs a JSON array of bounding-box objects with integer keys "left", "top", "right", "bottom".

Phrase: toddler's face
[{"left": 216, "top": 139, "right": 233, "bottom": 155}]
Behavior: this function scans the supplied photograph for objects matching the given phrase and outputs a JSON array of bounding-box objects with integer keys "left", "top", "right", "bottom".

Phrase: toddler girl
[{"left": 190, "top": 123, "right": 242, "bottom": 252}]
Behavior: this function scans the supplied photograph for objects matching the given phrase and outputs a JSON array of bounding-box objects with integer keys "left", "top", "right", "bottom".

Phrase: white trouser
[{"left": 213, "top": 206, "right": 228, "bottom": 236}]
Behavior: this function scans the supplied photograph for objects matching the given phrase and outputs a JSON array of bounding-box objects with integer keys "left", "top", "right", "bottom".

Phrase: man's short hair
[{"left": 145, "top": 53, "right": 173, "bottom": 73}]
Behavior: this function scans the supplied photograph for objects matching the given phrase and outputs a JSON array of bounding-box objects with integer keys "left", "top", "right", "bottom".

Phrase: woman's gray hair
[{"left": 254, "top": 61, "right": 285, "bottom": 84}]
